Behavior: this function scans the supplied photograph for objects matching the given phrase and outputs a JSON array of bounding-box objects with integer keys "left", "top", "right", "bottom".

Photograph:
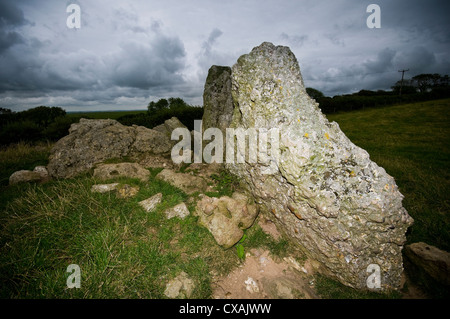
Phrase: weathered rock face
[
  {"left": 225, "top": 42, "right": 413, "bottom": 290},
  {"left": 47, "top": 118, "right": 185, "bottom": 179},
  {"left": 202, "top": 65, "right": 234, "bottom": 134}
]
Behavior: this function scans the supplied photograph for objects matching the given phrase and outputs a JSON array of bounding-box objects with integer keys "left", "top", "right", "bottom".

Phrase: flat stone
[
  {"left": 165, "top": 202, "right": 190, "bottom": 219},
  {"left": 155, "top": 168, "right": 207, "bottom": 195},
  {"left": 91, "top": 183, "right": 119, "bottom": 193},
  {"left": 164, "top": 271, "right": 195, "bottom": 299},
  {"left": 9, "top": 170, "right": 42, "bottom": 185},
  {"left": 93, "top": 162, "right": 150, "bottom": 182},
  {"left": 138, "top": 193, "right": 163, "bottom": 212},
  {"left": 405, "top": 242, "right": 450, "bottom": 285}
]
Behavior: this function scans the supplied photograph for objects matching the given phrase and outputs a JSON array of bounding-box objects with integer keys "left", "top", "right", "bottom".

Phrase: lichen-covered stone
[
  {"left": 202, "top": 65, "right": 233, "bottom": 134},
  {"left": 225, "top": 42, "right": 413, "bottom": 290},
  {"left": 47, "top": 117, "right": 184, "bottom": 179}
]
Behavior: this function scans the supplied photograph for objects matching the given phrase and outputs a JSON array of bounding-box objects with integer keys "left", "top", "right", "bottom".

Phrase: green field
[
  {"left": 0, "top": 99, "right": 449, "bottom": 299},
  {"left": 327, "top": 99, "right": 450, "bottom": 252}
]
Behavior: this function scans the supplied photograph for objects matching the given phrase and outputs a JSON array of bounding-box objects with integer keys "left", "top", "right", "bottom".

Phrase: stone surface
[
  {"left": 33, "top": 166, "right": 49, "bottom": 179},
  {"left": 164, "top": 271, "right": 195, "bottom": 299},
  {"left": 153, "top": 116, "right": 188, "bottom": 138},
  {"left": 93, "top": 162, "right": 150, "bottom": 182},
  {"left": 202, "top": 65, "right": 234, "bottom": 135},
  {"left": 224, "top": 42, "right": 413, "bottom": 290},
  {"left": 116, "top": 184, "right": 140, "bottom": 198},
  {"left": 165, "top": 202, "right": 190, "bottom": 219},
  {"left": 404, "top": 242, "right": 450, "bottom": 285},
  {"left": 155, "top": 168, "right": 208, "bottom": 195},
  {"left": 9, "top": 170, "right": 42, "bottom": 185},
  {"left": 194, "top": 193, "right": 259, "bottom": 248},
  {"left": 91, "top": 183, "right": 119, "bottom": 193},
  {"left": 47, "top": 117, "right": 187, "bottom": 179},
  {"left": 138, "top": 193, "right": 163, "bottom": 212}
]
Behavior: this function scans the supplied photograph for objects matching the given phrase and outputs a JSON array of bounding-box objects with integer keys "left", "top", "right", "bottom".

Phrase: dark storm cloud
[
  {"left": 0, "top": 0, "right": 27, "bottom": 27},
  {"left": 1, "top": 0, "right": 449, "bottom": 111},
  {"left": 0, "top": 0, "right": 27, "bottom": 53},
  {"left": 110, "top": 35, "right": 186, "bottom": 89}
]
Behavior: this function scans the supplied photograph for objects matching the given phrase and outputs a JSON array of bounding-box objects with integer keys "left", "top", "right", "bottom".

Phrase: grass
[
  {"left": 1, "top": 99, "right": 449, "bottom": 299},
  {"left": 327, "top": 98, "right": 450, "bottom": 252},
  {"left": 0, "top": 141, "right": 51, "bottom": 187},
  {"left": 0, "top": 152, "right": 290, "bottom": 298}
]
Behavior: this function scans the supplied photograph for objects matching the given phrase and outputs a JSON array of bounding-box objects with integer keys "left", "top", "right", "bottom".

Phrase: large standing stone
[
  {"left": 202, "top": 65, "right": 234, "bottom": 134},
  {"left": 225, "top": 42, "right": 413, "bottom": 290}
]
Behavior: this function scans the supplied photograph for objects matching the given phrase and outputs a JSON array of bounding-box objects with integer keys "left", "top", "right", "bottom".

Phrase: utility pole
[{"left": 398, "top": 69, "right": 409, "bottom": 96}]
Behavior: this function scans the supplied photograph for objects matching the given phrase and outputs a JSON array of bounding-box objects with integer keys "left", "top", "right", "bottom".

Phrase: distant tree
[
  {"left": 391, "top": 79, "right": 416, "bottom": 95},
  {"left": 0, "top": 108, "right": 13, "bottom": 114},
  {"left": 306, "top": 88, "right": 325, "bottom": 101},
  {"left": 20, "top": 106, "right": 66, "bottom": 127},
  {"left": 148, "top": 98, "right": 169, "bottom": 112},
  {"left": 168, "top": 97, "right": 188, "bottom": 109},
  {"left": 412, "top": 74, "right": 435, "bottom": 93}
]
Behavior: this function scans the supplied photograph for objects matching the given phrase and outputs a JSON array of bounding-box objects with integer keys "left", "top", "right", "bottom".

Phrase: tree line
[
  {"left": 117, "top": 97, "right": 203, "bottom": 131},
  {"left": 307, "top": 73, "right": 450, "bottom": 114}
]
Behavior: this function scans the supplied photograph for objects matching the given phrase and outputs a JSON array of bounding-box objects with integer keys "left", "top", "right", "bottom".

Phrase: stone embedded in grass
[
  {"left": 138, "top": 193, "right": 163, "bottom": 212},
  {"left": 194, "top": 192, "right": 259, "bottom": 248},
  {"left": 164, "top": 271, "right": 195, "bottom": 299},
  {"left": 9, "top": 166, "right": 50, "bottom": 185},
  {"left": 9, "top": 170, "right": 43, "bottom": 185},
  {"left": 116, "top": 184, "right": 140, "bottom": 198},
  {"left": 93, "top": 162, "right": 150, "bottom": 182},
  {"left": 155, "top": 168, "right": 208, "bottom": 195},
  {"left": 91, "top": 183, "right": 119, "bottom": 193},
  {"left": 164, "top": 202, "right": 190, "bottom": 219}
]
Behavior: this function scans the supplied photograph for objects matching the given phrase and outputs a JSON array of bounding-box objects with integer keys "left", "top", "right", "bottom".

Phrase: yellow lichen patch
[
  {"left": 349, "top": 171, "right": 356, "bottom": 177},
  {"left": 325, "top": 133, "right": 330, "bottom": 140},
  {"left": 304, "top": 133, "right": 309, "bottom": 138}
]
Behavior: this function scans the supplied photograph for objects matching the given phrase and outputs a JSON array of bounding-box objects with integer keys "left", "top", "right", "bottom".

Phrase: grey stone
[
  {"left": 202, "top": 65, "right": 234, "bottom": 135},
  {"left": 405, "top": 242, "right": 450, "bottom": 285},
  {"left": 9, "top": 170, "right": 42, "bottom": 185},
  {"left": 165, "top": 202, "right": 190, "bottom": 219},
  {"left": 138, "top": 193, "right": 163, "bottom": 212},
  {"left": 47, "top": 117, "right": 188, "bottom": 179},
  {"left": 224, "top": 42, "right": 413, "bottom": 290},
  {"left": 91, "top": 183, "right": 119, "bottom": 193},
  {"left": 47, "top": 119, "right": 136, "bottom": 179},
  {"left": 93, "top": 162, "right": 150, "bottom": 182},
  {"left": 164, "top": 271, "right": 195, "bottom": 299},
  {"left": 194, "top": 193, "right": 259, "bottom": 248},
  {"left": 155, "top": 168, "right": 207, "bottom": 195}
]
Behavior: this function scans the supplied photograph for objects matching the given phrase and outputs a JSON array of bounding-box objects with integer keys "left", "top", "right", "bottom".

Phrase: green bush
[{"left": 0, "top": 120, "right": 42, "bottom": 145}]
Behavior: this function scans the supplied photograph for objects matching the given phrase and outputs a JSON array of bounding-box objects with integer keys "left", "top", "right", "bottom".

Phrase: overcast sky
[{"left": 1, "top": 0, "right": 449, "bottom": 112}]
